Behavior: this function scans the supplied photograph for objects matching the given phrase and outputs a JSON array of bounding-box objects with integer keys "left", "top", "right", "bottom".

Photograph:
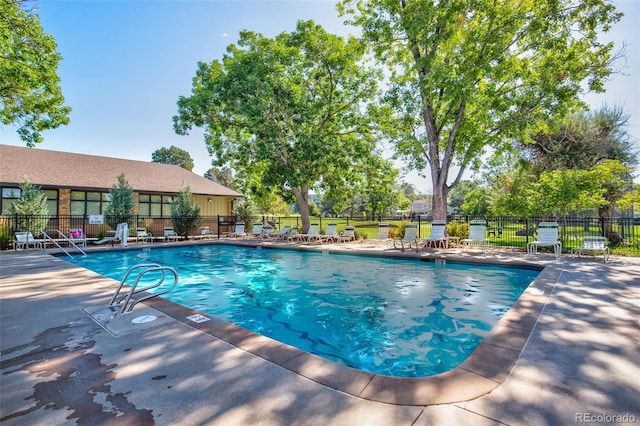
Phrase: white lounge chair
[
  {"left": 259, "top": 225, "right": 275, "bottom": 239},
  {"left": 250, "top": 223, "right": 263, "bottom": 238},
  {"left": 416, "top": 221, "right": 447, "bottom": 251},
  {"left": 164, "top": 226, "right": 181, "bottom": 242},
  {"left": 527, "top": 222, "right": 561, "bottom": 257},
  {"left": 269, "top": 225, "right": 291, "bottom": 240},
  {"left": 285, "top": 227, "right": 299, "bottom": 242},
  {"left": 224, "top": 222, "right": 246, "bottom": 238},
  {"left": 95, "top": 223, "right": 128, "bottom": 246},
  {"left": 571, "top": 236, "right": 609, "bottom": 262},
  {"left": 68, "top": 228, "right": 87, "bottom": 246},
  {"left": 319, "top": 223, "right": 339, "bottom": 244},
  {"left": 461, "top": 220, "right": 489, "bottom": 252},
  {"left": 295, "top": 223, "right": 321, "bottom": 242},
  {"left": 375, "top": 222, "right": 392, "bottom": 246},
  {"left": 336, "top": 225, "right": 356, "bottom": 243},
  {"left": 393, "top": 223, "right": 418, "bottom": 252},
  {"left": 14, "top": 231, "right": 45, "bottom": 250},
  {"left": 136, "top": 227, "right": 153, "bottom": 244},
  {"left": 196, "top": 226, "right": 215, "bottom": 240}
]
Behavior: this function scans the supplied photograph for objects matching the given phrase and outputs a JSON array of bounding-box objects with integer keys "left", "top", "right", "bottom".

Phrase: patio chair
[
  {"left": 336, "top": 225, "right": 356, "bottom": 243},
  {"left": 197, "top": 226, "right": 215, "bottom": 240},
  {"left": 285, "top": 227, "right": 299, "bottom": 242},
  {"left": 136, "top": 227, "right": 153, "bottom": 244},
  {"left": 571, "top": 236, "right": 609, "bottom": 262},
  {"left": 250, "top": 223, "right": 263, "bottom": 238},
  {"left": 14, "top": 231, "right": 45, "bottom": 251},
  {"left": 461, "top": 220, "right": 489, "bottom": 252},
  {"left": 374, "top": 222, "right": 392, "bottom": 246},
  {"left": 319, "top": 223, "right": 339, "bottom": 244},
  {"left": 268, "top": 225, "right": 291, "bottom": 240},
  {"left": 393, "top": 223, "right": 418, "bottom": 252},
  {"left": 95, "top": 223, "right": 128, "bottom": 246},
  {"left": 416, "top": 221, "right": 447, "bottom": 251},
  {"left": 163, "top": 226, "right": 181, "bottom": 242},
  {"left": 294, "top": 223, "right": 321, "bottom": 242},
  {"left": 259, "top": 225, "right": 275, "bottom": 239},
  {"left": 527, "top": 222, "right": 561, "bottom": 257},
  {"left": 68, "top": 228, "right": 87, "bottom": 246},
  {"left": 223, "top": 222, "right": 246, "bottom": 238}
]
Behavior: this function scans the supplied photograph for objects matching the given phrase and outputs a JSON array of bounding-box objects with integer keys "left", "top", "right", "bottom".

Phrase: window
[
  {"left": 1, "top": 187, "right": 21, "bottom": 215},
  {"left": 43, "top": 189, "right": 58, "bottom": 215},
  {"left": 138, "top": 194, "right": 173, "bottom": 217},
  {"left": 70, "top": 191, "right": 109, "bottom": 215},
  {"left": 1, "top": 187, "right": 58, "bottom": 215}
]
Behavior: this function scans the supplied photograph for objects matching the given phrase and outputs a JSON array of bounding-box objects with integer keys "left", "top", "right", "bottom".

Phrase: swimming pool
[{"left": 66, "top": 245, "right": 539, "bottom": 377}]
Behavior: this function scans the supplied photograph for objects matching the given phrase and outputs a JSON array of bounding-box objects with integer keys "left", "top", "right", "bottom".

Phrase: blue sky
[{"left": 1, "top": 0, "right": 638, "bottom": 190}]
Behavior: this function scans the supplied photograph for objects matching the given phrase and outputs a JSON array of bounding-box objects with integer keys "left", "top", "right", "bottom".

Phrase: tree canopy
[
  {"left": 339, "top": 0, "right": 622, "bottom": 220},
  {"left": 173, "top": 20, "right": 384, "bottom": 232},
  {"left": 151, "top": 145, "right": 194, "bottom": 171},
  {"left": 0, "top": 0, "right": 71, "bottom": 146}
]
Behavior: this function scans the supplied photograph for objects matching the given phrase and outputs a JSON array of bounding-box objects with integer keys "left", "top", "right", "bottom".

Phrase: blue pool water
[{"left": 66, "top": 245, "right": 539, "bottom": 377}]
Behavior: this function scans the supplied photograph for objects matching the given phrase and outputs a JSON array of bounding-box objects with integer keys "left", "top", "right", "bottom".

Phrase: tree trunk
[
  {"left": 292, "top": 186, "right": 311, "bottom": 233},
  {"left": 430, "top": 184, "right": 448, "bottom": 221}
]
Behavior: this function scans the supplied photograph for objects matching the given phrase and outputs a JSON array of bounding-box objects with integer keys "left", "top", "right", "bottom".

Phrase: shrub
[
  {"left": 233, "top": 199, "right": 258, "bottom": 230},
  {"left": 447, "top": 221, "right": 469, "bottom": 239},
  {"left": 9, "top": 179, "right": 49, "bottom": 235},
  {"left": 103, "top": 173, "right": 136, "bottom": 229},
  {"left": 171, "top": 187, "right": 201, "bottom": 237}
]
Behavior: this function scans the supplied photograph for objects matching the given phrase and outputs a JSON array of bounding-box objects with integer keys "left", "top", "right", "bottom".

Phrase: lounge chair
[
  {"left": 259, "top": 225, "right": 274, "bottom": 239},
  {"left": 196, "top": 226, "right": 215, "bottom": 240},
  {"left": 375, "top": 222, "right": 392, "bottom": 246},
  {"left": 571, "top": 236, "right": 609, "bottom": 262},
  {"left": 416, "top": 221, "right": 447, "bottom": 251},
  {"left": 527, "top": 222, "right": 561, "bottom": 257},
  {"left": 68, "top": 228, "right": 87, "bottom": 246},
  {"left": 393, "top": 223, "right": 418, "bottom": 252},
  {"left": 319, "top": 223, "right": 339, "bottom": 244},
  {"left": 164, "top": 226, "right": 181, "bottom": 242},
  {"left": 268, "top": 225, "right": 291, "bottom": 240},
  {"left": 336, "top": 225, "right": 356, "bottom": 243},
  {"left": 250, "top": 223, "right": 263, "bottom": 238},
  {"left": 285, "top": 227, "right": 299, "bottom": 242},
  {"left": 95, "top": 223, "right": 128, "bottom": 246},
  {"left": 224, "top": 222, "right": 246, "bottom": 238},
  {"left": 14, "top": 231, "right": 45, "bottom": 250},
  {"left": 136, "top": 227, "right": 153, "bottom": 244},
  {"left": 461, "top": 220, "right": 489, "bottom": 252},
  {"left": 294, "top": 223, "right": 321, "bottom": 242}
]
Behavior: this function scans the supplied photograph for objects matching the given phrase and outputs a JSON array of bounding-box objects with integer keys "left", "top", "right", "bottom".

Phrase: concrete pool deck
[{"left": 1, "top": 241, "right": 639, "bottom": 425}]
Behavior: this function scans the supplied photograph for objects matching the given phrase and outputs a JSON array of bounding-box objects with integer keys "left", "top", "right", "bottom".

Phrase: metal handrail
[
  {"left": 109, "top": 263, "right": 179, "bottom": 314},
  {"left": 41, "top": 229, "right": 87, "bottom": 257}
]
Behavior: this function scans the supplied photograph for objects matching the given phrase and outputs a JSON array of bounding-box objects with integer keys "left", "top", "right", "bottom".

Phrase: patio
[{"left": 1, "top": 242, "right": 638, "bottom": 425}]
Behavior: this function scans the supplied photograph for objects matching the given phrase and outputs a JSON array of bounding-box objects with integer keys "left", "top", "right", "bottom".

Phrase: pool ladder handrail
[
  {"left": 41, "top": 229, "right": 87, "bottom": 258},
  {"left": 109, "top": 263, "right": 178, "bottom": 314}
]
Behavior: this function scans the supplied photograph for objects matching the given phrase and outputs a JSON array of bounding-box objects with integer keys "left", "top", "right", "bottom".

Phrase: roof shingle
[{"left": 0, "top": 145, "right": 242, "bottom": 197}]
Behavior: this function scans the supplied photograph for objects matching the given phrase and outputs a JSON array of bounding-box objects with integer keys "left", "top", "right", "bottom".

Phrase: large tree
[
  {"left": 173, "top": 20, "right": 382, "bottom": 233},
  {"left": 339, "top": 0, "right": 622, "bottom": 220},
  {"left": 151, "top": 145, "right": 194, "bottom": 171},
  {"left": 0, "top": 0, "right": 71, "bottom": 146}
]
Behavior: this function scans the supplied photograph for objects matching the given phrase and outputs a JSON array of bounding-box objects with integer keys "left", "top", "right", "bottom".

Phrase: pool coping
[{"left": 96, "top": 239, "right": 562, "bottom": 406}]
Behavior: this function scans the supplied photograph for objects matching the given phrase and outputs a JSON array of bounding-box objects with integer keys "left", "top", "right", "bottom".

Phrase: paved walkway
[{"left": 1, "top": 243, "right": 639, "bottom": 425}]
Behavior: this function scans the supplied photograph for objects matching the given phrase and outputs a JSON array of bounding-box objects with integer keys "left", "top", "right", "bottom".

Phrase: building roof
[{"left": 0, "top": 144, "right": 242, "bottom": 197}]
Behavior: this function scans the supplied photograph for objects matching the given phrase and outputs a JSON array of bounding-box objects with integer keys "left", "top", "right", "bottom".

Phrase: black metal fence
[{"left": 1, "top": 214, "right": 638, "bottom": 256}]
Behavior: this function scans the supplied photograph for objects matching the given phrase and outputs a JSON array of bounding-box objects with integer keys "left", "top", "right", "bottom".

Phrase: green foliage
[
  {"left": 204, "top": 166, "right": 236, "bottom": 189},
  {"left": 446, "top": 222, "right": 469, "bottom": 240},
  {"left": 174, "top": 20, "right": 384, "bottom": 234},
  {"left": 339, "top": 0, "right": 622, "bottom": 219},
  {"left": 9, "top": 179, "right": 49, "bottom": 233},
  {"left": 171, "top": 187, "right": 201, "bottom": 237},
  {"left": 0, "top": 0, "right": 71, "bottom": 146},
  {"left": 151, "top": 146, "right": 194, "bottom": 171},
  {"left": 0, "top": 229, "right": 11, "bottom": 250},
  {"left": 103, "top": 173, "right": 136, "bottom": 229},
  {"left": 232, "top": 199, "right": 257, "bottom": 231}
]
